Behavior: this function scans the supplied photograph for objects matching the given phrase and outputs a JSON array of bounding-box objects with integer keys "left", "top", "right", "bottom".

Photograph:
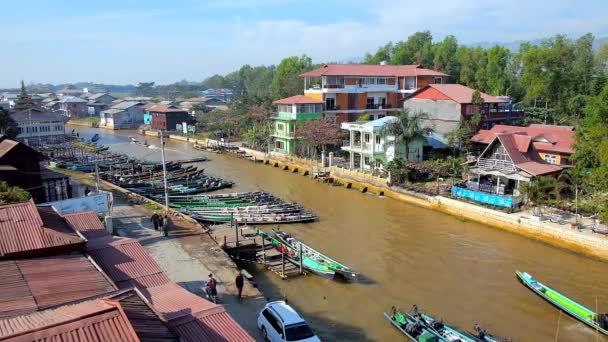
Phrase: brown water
[{"left": 73, "top": 126, "right": 608, "bottom": 341}]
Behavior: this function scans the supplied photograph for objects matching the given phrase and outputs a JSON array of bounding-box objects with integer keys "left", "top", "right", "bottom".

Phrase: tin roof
[
  {"left": 87, "top": 236, "right": 171, "bottom": 289},
  {"left": 141, "top": 283, "right": 255, "bottom": 342},
  {"left": 272, "top": 95, "right": 324, "bottom": 105},
  {"left": 63, "top": 210, "right": 108, "bottom": 240},
  {"left": 0, "top": 200, "right": 85, "bottom": 259},
  {"left": 0, "top": 254, "right": 116, "bottom": 317},
  {"left": 299, "top": 64, "right": 449, "bottom": 77},
  {"left": 0, "top": 297, "right": 140, "bottom": 341},
  {"left": 409, "top": 84, "right": 507, "bottom": 104},
  {"left": 471, "top": 124, "right": 575, "bottom": 154}
]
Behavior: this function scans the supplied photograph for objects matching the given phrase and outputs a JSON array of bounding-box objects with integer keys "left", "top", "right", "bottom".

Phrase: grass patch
[
  {"left": 142, "top": 202, "right": 162, "bottom": 211},
  {"left": 192, "top": 132, "right": 211, "bottom": 140},
  {"left": 69, "top": 116, "right": 100, "bottom": 124}
]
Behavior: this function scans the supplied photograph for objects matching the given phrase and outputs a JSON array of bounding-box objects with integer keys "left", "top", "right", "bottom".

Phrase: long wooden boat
[
  {"left": 272, "top": 230, "right": 360, "bottom": 280},
  {"left": 384, "top": 307, "right": 446, "bottom": 341},
  {"left": 409, "top": 307, "right": 476, "bottom": 342},
  {"left": 258, "top": 229, "right": 335, "bottom": 277},
  {"left": 467, "top": 325, "right": 509, "bottom": 342},
  {"left": 516, "top": 270, "right": 608, "bottom": 336}
]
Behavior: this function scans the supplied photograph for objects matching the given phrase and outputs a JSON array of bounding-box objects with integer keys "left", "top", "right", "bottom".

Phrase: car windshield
[{"left": 285, "top": 323, "right": 315, "bottom": 341}]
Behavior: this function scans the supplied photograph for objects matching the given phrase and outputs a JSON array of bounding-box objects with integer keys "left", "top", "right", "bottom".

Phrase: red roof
[
  {"left": 87, "top": 236, "right": 171, "bottom": 289},
  {"left": 141, "top": 283, "right": 255, "bottom": 342},
  {"left": 410, "top": 84, "right": 507, "bottom": 104},
  {"left": 272, "top": 95, "right": 324, "bottom": 105},
  {"left": 299, "top": 64, "right": 449, "bottom": 77},
  {"left": 0, "top": 254, "right": 116, "bottom": 317},
  {"left": 144, "top": 104, "right": 188, "bottom": 113},
  {"left": 63, "top": 211, "right": 108, "bottom": 240},
  {"left": 0, "top": 297, "right": 140, "bottom": 342},
  {"left": 0, "top": 201, "right": 84, "bottom": 259},
  {"left": 472, "top": 124, "right": 575, "bottom": 154}
]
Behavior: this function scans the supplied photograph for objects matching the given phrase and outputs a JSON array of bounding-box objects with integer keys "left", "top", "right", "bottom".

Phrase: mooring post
[
  {"left": 299, "top": 243, "right": 303, "bottom": 274},
  {"left": 281, "top": 251, "right": 285, "bottom": 278}
]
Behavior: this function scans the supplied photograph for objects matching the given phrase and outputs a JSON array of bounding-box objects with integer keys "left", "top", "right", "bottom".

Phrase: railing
[
  {"left": 365, "top": 104, "right": 392, "bottom": 110},
  {"left": 476, "top": 158, "right": 517, "bottom": 173},
  {"left": 274, "top": 131, "right": 295, "bottom": 138},
  {"left": 452, "top": 186, "right": 520, "bottom": 208}
]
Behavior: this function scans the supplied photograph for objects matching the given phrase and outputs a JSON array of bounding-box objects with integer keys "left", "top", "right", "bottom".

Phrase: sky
[{"left": 0, "top": 0, "right": 607, "bottom": 88}]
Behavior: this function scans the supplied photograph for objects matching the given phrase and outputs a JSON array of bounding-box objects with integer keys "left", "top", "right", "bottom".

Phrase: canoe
[
  {"left": 384, "top": 307, "right": 445, "bottom": 341},
  {"left": 410, "top": 308, "right": 476, "bottom": 342},
  {"left": 467, "top": 325, "right": 510, "bottom": 342},
  {"left": 272, "top": 230, "right": 360, "bottom": 280},
  {"left": 258, "top": 230, "right": 335, "bottom": 278},
  {"left": 516, "top": 271, "right": 608, "bottom": 336}
]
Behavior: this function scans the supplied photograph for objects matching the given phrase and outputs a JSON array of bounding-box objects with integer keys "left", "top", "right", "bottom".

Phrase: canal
[{"left": 72, "top": 126, "right": 608, "bottom": 342}]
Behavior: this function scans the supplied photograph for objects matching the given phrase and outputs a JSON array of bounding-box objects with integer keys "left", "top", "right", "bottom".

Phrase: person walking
[
  {"left": 151, "top": 212, "right": 159, "bottom": 231},
  {"left": 162, "top": 215, "right": 169, "bottom": 237},
  {"left": 235, "top": 271, "right": 244, "bottom": 302},
  {"left": 206, "top": 274, "right": 218, "bottom": 303}
]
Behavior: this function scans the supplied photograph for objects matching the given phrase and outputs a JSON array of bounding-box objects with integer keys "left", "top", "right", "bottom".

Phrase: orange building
[{"left": 299, "top": 63, "right": 448, "bottom": 123}]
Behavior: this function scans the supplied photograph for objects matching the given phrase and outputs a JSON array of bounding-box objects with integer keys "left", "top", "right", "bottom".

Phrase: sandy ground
[{"left": 68, "top": 173, "right": 267, "bottom": 341}]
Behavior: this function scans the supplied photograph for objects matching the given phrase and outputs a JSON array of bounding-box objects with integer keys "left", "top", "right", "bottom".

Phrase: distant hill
[{"left": 470, "top": 36, "right": 607, "bottom": 51}]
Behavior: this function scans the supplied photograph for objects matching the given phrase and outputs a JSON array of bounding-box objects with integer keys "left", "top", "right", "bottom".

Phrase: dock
[{"left": 208, "top": 224, "right": 305, "bottom": 279}]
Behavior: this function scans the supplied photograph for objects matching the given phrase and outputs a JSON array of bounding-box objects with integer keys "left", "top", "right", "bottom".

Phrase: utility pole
[
  {"left": 160, "top": 133, "right": 169, "bottom": 212},
  {"left": 95, "top": 161, "right": 100, "bottom": 192}
]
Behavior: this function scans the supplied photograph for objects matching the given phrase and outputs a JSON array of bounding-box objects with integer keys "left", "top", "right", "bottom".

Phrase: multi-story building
[
  {"left": 299, "top": 63, "right": 449, "bottom": 123},
  {"left": 341, "top": 116, "right": 424, "bottom": 171},
  {"left": 100, "top": 101, "right": 144, "bottom": 129},
  {"left": 271, "top": 95, "right": 324, "bottom": 155},
  {"left": 58, "top": 97, "right": 88, "bottom": 118},
  {"left": 11, "top": 110, "right": 66, "bottom": 145},
  {"left": 145, "top": 104, "right": 192, "bottom": 131},
  {"left": 404, "top": 84, "right": 525, "bottom": 147}
]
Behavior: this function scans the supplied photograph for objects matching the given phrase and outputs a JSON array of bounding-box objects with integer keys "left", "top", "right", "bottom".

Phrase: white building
[
  {"left": 341, "top": 116, "right": 424, "bottom": 171},
  {"left": 10, "top": 110, "right": 66, "bottom": 145},
  {"left": 100, "top": 101, "right": 144, "bottom": 129}
]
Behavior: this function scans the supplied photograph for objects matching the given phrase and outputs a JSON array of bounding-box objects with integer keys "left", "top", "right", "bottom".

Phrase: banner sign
[
  {"left": 451, "top": 186, "right": 514, "bottom": 208},
  {"left": 42, "top": 191, "right": 113, "bottom": 214}
]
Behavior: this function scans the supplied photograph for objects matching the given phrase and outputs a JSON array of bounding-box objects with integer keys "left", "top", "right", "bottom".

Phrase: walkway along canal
[{"left": 70, "top": 126, "right": 608, "bottom": 342}]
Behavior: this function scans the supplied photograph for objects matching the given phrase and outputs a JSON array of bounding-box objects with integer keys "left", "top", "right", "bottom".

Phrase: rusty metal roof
[
  {"left": 0, "top": 297, "right": 140, "bottom": 341},
  {"left": 87, "top": 236, "right": 171, "bottom": 290},
  {"left": 63, "top": 210, "right": 109, "bottom": 240},
  {"left": 141, "top": 282, "right": 255, "bottom": 342},
  {"left": 0, "top": 201, "right": 84, "bottom": 259},
  {"left": 0, "top": 254, "right": 116, "bottom": 317}
]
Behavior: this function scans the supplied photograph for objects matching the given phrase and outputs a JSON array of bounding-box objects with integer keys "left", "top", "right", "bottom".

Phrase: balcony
[
  {"left": 476, "top": 158, "right": 517, "bottom": 173},
  {"left": 272, "top": 131, "right": 295, "bottom": 139},
  {"left": 342, "top": 141, "right": 384, "bottom": 154},
  {"left": 366, "top": 104, "right": 392, "bottom": 110}
]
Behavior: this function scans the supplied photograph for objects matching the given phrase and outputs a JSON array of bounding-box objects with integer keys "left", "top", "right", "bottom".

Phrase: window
[
  {"left": 434, "top": 77, "right": 443, "bottom": 84},
  {"left": 285, "top": 323, "right": 315, "bottom": 341},
  {"left": 378, "top": 97, "right": 386, "bottom": 108},
  {"left": 377, "top": 78, "right": 387, "bottom": 85},
  {"left": 375, "top": 135, "right": 381, "bottom": 144},
  {"left": 364, "top": 134, "right": 370, "bottom": 143},
  {"left": 364, "top": 156, "right": 370, "bottom": 165},
  {"left": 262, "top": 309, "right": 283, "bottom": 335},
  {"left": 543, "top": 154, "right": 558, "bottom": 164},
  {"left": 366, "top": 97, "right": 375, "bottom": 108},
  {"left": 275, "top": 141, "right": 285, "bottom": 150},
  {"left": 277, "top": 123, "right": 284, "bottom": 131},
  {"left": 325, "top": 97, "right": 335, "bottom": 110},
  {"left": 491, "top": 145, "right": 510, "bottom": 161}
]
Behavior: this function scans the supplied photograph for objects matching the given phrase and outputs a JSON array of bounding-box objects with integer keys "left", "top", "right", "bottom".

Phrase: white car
[{"left": 257, "top": 301, "right": 321, "bottom": 342}]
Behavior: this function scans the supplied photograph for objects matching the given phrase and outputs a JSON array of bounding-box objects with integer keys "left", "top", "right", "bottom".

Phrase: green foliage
[
  {"left": 445, "top": 91, "right": 483, "bottom": 153},
  {"left": 380, "top": 108, "right": 432, "bottom": 161},
  {"left": 243, "top": 121, "right": 274, "bottom": 152},
  {"left": 269, "top": 55, "right": 312, "bottom": 100},
  {"left": 355, "top": 114, "right": 370, "bottom": 122},
  {"left": 0, "top": 181, "right": 31, "bottom": 204},
  {"left": 519, "top": 176, "right": 560, "bottom": 212},
  {"left": 0, "top": 109, "right": 19, "bottom": 139}
]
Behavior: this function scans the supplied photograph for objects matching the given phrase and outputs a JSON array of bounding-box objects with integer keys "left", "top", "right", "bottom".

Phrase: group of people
[
  {"left": 151, "top": 212, "right": 170, "bottom": 237},
  {"left": 204, "top": 271, "right": 245, "bottom": 304}
]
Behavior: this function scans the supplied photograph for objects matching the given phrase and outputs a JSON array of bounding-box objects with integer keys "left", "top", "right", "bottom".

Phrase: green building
[{"left": 271, "top": 95, "right": 324, "bottom": 155}]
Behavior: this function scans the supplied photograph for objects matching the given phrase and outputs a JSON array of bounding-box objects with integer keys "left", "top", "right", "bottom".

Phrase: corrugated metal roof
[
  {"left": 141, "top": 283, "right": 255, "bottom": 341},
  {"left": 272, "top": 95, "right": 324, "bottom": 105},
  {"left": 63, "top": 211, "right": 108, "bottom": 240},
  {"left": 299, "top": 63, "right": 449, "bottom": 77},
  {"left": 0, "top": 200, "right": 84, "bottom": 259},
  {"left": 411, "top": 84, "right": 507, "bottom": 104},
  {"left": 108, "top": 289, "right": 178, "bottom": 342},
  {"left": 0, "top": 140, "right": 19, "bottom": 159},
  {"left": 87, "top": 236, "right": 171, "bottom": 290},
  {"left": 0, "top": 255, "right": 117, "bottom": 317},
  {"left": 0, "top": 298, "right": 140, "bottom": 341}
]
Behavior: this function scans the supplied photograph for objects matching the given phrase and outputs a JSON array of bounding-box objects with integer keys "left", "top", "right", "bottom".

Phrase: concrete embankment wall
[{"left": 221, "top": 145, "right": 608, "bottom": 261}]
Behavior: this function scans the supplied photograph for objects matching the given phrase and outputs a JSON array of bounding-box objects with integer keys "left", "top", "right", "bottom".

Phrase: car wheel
[{"left": 261, "top": 326, "right": 268, "bottom": 341}]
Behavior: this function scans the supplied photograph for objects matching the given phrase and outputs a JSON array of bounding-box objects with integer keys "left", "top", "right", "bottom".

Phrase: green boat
[
  {"left": 516, "top": 271, "right": 608, "bottom": 336},
  {"left": 384, "top": 307, "right": 444, "bottom": 341}
]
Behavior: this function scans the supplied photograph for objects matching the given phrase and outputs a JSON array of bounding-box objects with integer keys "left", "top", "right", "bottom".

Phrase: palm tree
[
  {"left": 520, "top": 176, "right": 559, "bottom": 216},
  {"left": 380, "top": 109, "right": 433, "bottom": 161}
]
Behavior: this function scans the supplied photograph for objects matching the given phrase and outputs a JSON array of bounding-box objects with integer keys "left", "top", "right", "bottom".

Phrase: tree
[
  {"left": 297, "top": 118, "right": 345, "bottom": 157},
  {"left": 380, "top": 109, "right": 433, "bottom": 161},
  {"left": 0, "top": 181, "right": 31, "bottom": 205},
  {"left": 363, "top": 42, "right": 394, "bottom": 64},
  {"left": 392, "top": 31, "right": 434, "bottom": 66},
  {"left": 0, "top": 109, "right": 19, "bottom": 139},
  {"left": 243, "top": 121, "right": 273, "bottom": 152},
  {"left": 457, "top": 46, "right": 488, "bottom": 90},
  {"left": 445, "top": 90, "right": 483, "bottom": 154},
  {"left": 135, "top": 82, "right": 156, "bottom": 97},
  {"left": 432, "top": 35, "right": 460, "bottom": 81},
  {"left": 520, "top": 176, "right": 560, "bottom": 216},
  {"left": 201, "top": 74, "right": 226, "bottom": 89},
  {"left": 485, "top": 46, "right": 512, "bottom": 95},
  {"left": 269, "top": 55, "right": 312, "bottom": 100}
]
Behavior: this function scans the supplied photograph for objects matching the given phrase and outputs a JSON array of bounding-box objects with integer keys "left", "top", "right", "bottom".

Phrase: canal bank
[
  {"left": 69, "top": 125, "right": 608, "bottom": 342},
  {"left": 233, "top": 146, "right": 608, "bottom": 262}
]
